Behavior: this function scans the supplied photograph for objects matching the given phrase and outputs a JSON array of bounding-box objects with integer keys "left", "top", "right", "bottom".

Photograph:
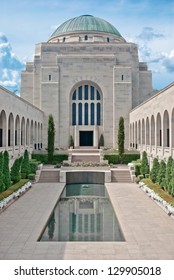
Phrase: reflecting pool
[{"left": 40, "top": 183, "right": 125, "bottom": 242}]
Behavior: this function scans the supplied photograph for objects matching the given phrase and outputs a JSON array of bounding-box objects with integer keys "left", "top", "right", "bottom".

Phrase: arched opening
[
  {"left": 151, "top": 115, "right": 155, "bottom": 145},
  {"left": 163, "top": 110, "right": 169, "bottom": 147},
  {"left": 138, "top": 120, "right": 141, "bottom": 146},
  {"left": 26, "top": 119, "right": 30, "bottom": 146},
  {"left": 135, "top": 121, "right": 137, "bottom": 149},
  {"left": 8, "top": 113, "right": 14, "bottom": 146},
  {"left": 172, "top": 108, "right": 174, "bottom": 148},
  {"left": 70, "top": 82, "right": 103, "bottom": 147},
  {"left": 146, "top": 117, "right": 150, "bottom": 145},
  {"left": 142, "top": 119, "right": 145, "bottom": 145},
  {"left": 0, "top": 110, "right": 7, "bottom": 147},
  {"left": 21, "top": 117, "right": 25, "bottom": 146},
  {"left": 34, "top": 122, "right": 37, "bottom": 150},
  {"left": 156, "top": 113, "right": 162, "bottom": 146},
  {"left": 15, "top": 115, "right": 20, "bottom": 146},
  {"left": 30, "top": 120, "right": 34, "bottom": 146},
  {"left": 38, "top": 123, "right": 40, "bottom": 149},
  {"left": 132, "top": 123, "right": 134, "bottom": 147}
]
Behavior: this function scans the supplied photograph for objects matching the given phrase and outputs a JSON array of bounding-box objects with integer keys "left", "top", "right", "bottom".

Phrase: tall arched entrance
[{"left": 70, "top": 81, "right": 103, "bottom": 148}]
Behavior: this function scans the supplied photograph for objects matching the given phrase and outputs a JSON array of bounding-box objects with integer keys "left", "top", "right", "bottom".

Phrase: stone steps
[
  {"left": 39, "top": 170, "right": 59, "bottom": 183},
  {"left": 111, "top": 170, "right": 132, "bottom": 183}
]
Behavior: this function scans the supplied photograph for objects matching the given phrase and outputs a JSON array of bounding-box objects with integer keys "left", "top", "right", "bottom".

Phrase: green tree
[
  {"left": 169, "top": 160, "right": 174, "bottom": 195},
  {"left": 140, "top": 151, "right": 149, "bottom": 177},
  {"left": 47, "top": 114, "right": 55, "bottom": 163},
  {"left": 150, "top": 158, "right": 159, "bottom": 183},
  {"left": 165, "top": 156, "right": 173, "bottom": 192},
  {"left": 10, "top": 158, "right": 21, "bottom": 183},
  {"left": 0, "top": 152, "right": 5, "bottom": 192},
  {"left": 68, "top": 135, "right": 74, "bottom": 148},
  {"left": 3, "top": 150, "right": 11, "bottom": 189},
  {"left": 98, "top": 134, "right": 104, "bottom": 148},
  {"left": 21, "top": 149, "right": 30, "bottom": 179},
  {"left": 118, "top": 116, "right": 125, "bottom": 160},
  {"left": 157, "top": 160, "right": 166, "bottom": 189}
]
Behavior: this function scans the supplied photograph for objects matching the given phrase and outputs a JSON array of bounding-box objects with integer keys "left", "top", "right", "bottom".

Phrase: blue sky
[{"left": 0, "top": 0, "right": 174, "bottom": 93}]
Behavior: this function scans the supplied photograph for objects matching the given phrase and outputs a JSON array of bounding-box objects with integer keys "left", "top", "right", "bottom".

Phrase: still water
[{"left": 40, "top": 183, "right": 125, "bottom": 242}]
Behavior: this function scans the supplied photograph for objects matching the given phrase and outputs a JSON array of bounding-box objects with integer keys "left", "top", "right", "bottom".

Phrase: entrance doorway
[{"left": 79, "top": 131, "right": 93, "bottom": 146}]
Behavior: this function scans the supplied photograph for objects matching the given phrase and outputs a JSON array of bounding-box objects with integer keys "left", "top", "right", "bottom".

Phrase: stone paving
[{"left": 0, "top": 181, "right": 174, "bottom": 260}]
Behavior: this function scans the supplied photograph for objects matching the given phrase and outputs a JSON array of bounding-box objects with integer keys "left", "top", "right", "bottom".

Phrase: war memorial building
[{"left": 0, "top": 15, "right": 174, "bottom": 163}]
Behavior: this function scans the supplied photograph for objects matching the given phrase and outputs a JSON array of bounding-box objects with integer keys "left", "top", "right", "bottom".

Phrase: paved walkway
[{"left": 0, "top": 181, "right": 174, "bottom": 259}]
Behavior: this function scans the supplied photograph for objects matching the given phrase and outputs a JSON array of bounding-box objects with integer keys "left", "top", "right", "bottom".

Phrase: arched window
[
  {"left": 97, "top": 103, "right": 101, "bottom": 125},
  {"left": 72, "top": 103, "right": 76, "bottom": 125},
  {"left": 78, "top": 103, "right": 82, "bottom": 125},
  {"left": 91, "top": 103, "right": 95, "bottom": 125},
  {"left": 72, "top": 90, "right": 76, "bottom": 100},
  {"left": 84, "top": 103, "right": 88, "bottom": 125},
  {"left": 85, "top": 35, "right": 88, "bottom": 41},
  {"left": 71, "top": 83, "right": 102, "bottom": 126}
]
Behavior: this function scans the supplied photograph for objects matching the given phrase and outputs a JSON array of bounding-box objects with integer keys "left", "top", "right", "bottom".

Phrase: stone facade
[
  {"left": 20, "top": 16, "right": 153, "bottom": 149},
  {"left": 129, "top": 82, "right": 174, "bottom": 165}
]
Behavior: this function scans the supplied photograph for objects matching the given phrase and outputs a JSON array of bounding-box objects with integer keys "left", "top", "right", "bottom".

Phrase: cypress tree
[
  {"left": 11, "top": 158, "right": 21, "bottom": 184},
  {"left": 165, "top": 156, "right": 173, "bottom": 192},
  {"left": 169, "top": 160, "right": 174, "bottom": 195},
  {"left": 140, "top": 151, "right": 149, "bottom": 177},
  {"left": 21, "top": 149, "right": 30, "bottom": 179},
  {"left": 0, "top": 152, "right": 5, "bottom": 192},
  {"left": 3, "top": 150, "right": 11, "bottom": 189},
  {"left": 68, "top": 135, "right": 74, "bottom": 148},
  {"left": 157, "top": 160, "right": 166, "bottom": 189},
  {"left": 150, "top": 158, "right": 159, "bottom": 183},
  {"left": 98, "top": 134, "right": 104, "bottom": 148},
  {"left": 118, "top": 116, "right": 125, "bottom": 160},
  {"left": 48, "top": 114, "right": 55, "bottom": 163}
]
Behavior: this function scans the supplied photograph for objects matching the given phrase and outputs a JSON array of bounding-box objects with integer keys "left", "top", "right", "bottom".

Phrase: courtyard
[{"left": 0, "top": 179, "right": 174, "bottom": 260}]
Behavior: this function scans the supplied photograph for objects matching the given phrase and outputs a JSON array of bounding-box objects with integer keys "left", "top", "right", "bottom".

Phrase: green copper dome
[{"left": 50, "top": 15, "right": 122, "bottom": 38}]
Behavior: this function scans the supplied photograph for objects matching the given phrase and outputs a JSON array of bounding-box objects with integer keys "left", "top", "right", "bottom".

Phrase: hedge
[
  {"left": 0, "top": 179, "right": 29, "bottom": 201},
  {"left": 104, "top": 153, "right": 140, "bottom": 164},
  {"left": 32, "top": 154, "right": 68, "bottom": 164}
]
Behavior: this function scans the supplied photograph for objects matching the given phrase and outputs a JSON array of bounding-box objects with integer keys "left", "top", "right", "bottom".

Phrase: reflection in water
[{"left": 40, "top": 184, "right": 125, "bottom": 242}]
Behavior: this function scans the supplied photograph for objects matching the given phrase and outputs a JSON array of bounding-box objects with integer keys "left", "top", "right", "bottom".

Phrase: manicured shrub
[
  {"left": 28, "top": 174, "right": 35, "bottom": 180},
  {"left": 165, "top": 156, "right": 173, "bottom": 192},
  {"left": 48, "top": 114, "right": 55, "bottom": 163},
  {"left": 52, "top": 154, "right": 68, "bottom": 164},
  {"left": 150, "top": 158, "right": 159, "bottom": 183},
  {"left": 98, "top": 134, "right": 104, "bottom": 148},
  {"left": 21, "top": 150, "right": 30, "bottom": 179},
  {"left": 29, "top": 161, "right": 38, "bottom": 174},
  {"left": 10, "top": 158, "right": 21, "bottom": 184},
  {"left": 68, "top": 135, "right": 74, "bottom": 148},
  {"left": 157, "top": 160, "right": 166, "bottom": 189},
  {"left": 3, "top": 151, "right": 11, "bottom": 190},
  {"left": 118, "top": 116, "right": 125, "bottom": 161},
  {"left": 135, "top": 164, "right": 141, "bottom": 177},
  {"left": 9, "top": 179, "right": 29, "bottom": 191},
  {"left": 169, "top": 160, "right": 174, "bottom": 195},
  {"left": 104, "top": 153, "right": 140, "bottom": 164},
  {"left": 32, "top": 154, "right": 68, "bottom": 164},
  {"left": 140, "top": 151, "right": 149, "bottom": 178}
]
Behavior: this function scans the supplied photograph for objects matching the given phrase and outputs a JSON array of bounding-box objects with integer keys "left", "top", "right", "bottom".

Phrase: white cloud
[
  {"left": 137, "top": 27, "right": 164, "bottom": 41},
  {"left": 0, "top": 33, "right": 25, "bottom": 93}
]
